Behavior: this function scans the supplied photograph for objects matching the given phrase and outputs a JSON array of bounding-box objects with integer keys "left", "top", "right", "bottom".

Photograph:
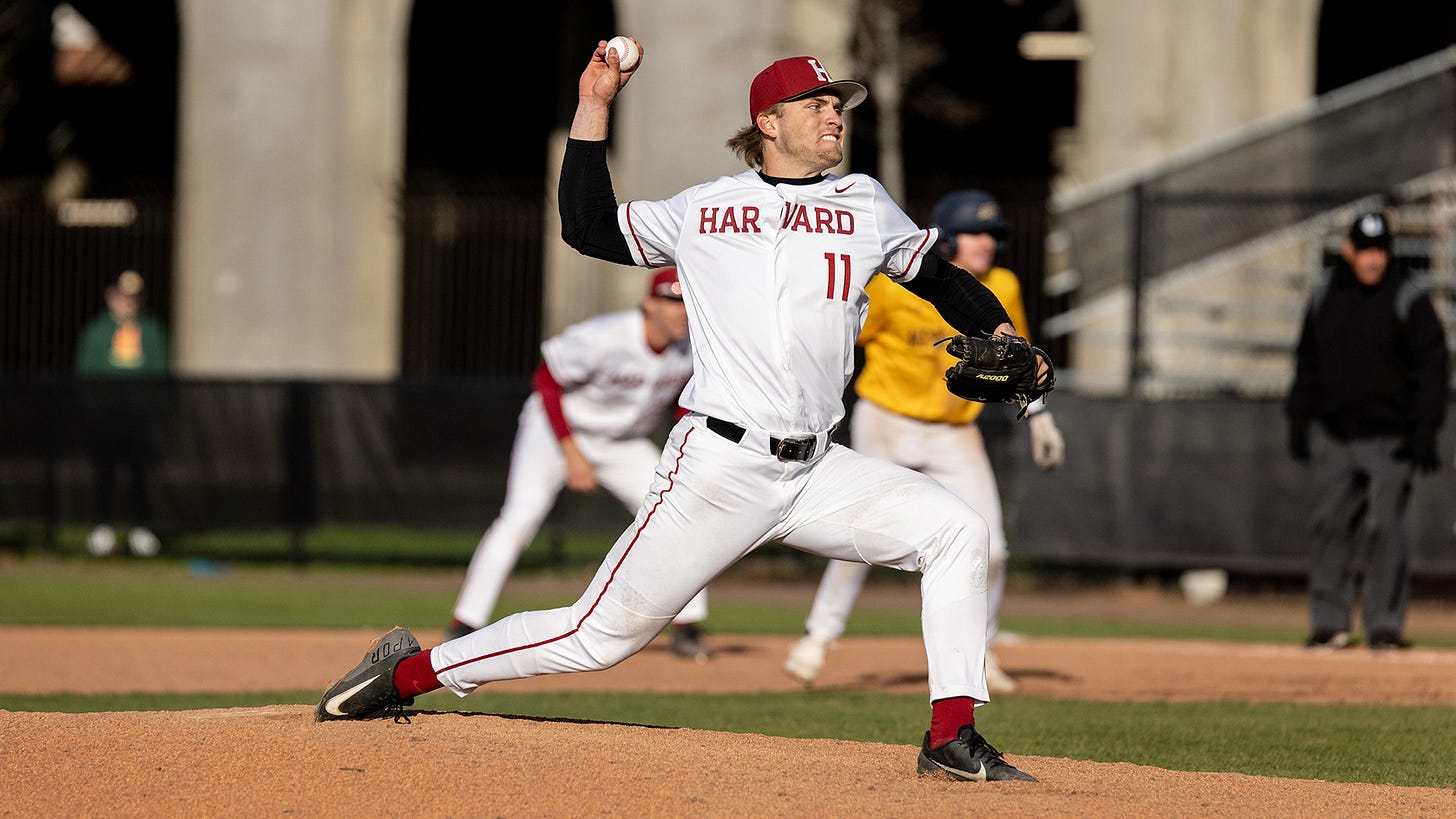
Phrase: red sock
[
  {"left": 928, "top": 696, "right": 976, "bottom": 748},
  {"left": 393, "top": 648, "right": 442, "bottom": 699}
]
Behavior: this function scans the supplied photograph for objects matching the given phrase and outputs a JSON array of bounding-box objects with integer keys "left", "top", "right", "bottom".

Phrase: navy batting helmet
[{"left": 931, "top": 189, "right": 1008, "bottom": 256}]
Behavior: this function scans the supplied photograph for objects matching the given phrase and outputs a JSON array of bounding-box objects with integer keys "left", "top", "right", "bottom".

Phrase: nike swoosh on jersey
[
  {"left": 324, "top": 674, "right": 380, "bottom": 716},
  {"left": 834, "top": 182, "right": 856, "bottom": 193}
]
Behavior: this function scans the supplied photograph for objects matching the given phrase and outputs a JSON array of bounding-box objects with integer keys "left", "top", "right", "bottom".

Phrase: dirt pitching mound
[{"left": 6, "top": 706, "right": 1453, "bottom": 818}]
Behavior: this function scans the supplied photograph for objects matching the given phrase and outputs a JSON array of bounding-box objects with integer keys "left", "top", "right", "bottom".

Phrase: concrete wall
[{"left": 173, "top": 0, "right": 409, "bottom": 378}]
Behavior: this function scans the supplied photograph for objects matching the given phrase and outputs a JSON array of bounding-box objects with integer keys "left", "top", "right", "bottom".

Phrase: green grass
[
  {"left": 0, "top": 555, "right": 1303, "bottom": 642},
  {"left": 5, "top": 556, "right": 1450, "bottom": 647},
  {"left": 24, "top": 523, "right": 624, "bottom": 568},
  {"left": 0, "top": 558, "right": 472, "bottom": 628},
  {"left": 1, "top": 688, "right": 1450, "bottom": 788}
]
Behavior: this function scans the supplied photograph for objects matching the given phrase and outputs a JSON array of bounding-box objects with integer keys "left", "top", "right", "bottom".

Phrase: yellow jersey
[{"left": 854, "top": 266, "right": 1029, "bottom": 425}]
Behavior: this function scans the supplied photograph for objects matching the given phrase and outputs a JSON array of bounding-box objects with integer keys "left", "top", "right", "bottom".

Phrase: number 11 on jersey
[{"left": 825, "top": 252, "right": 852, "bottom": 301}]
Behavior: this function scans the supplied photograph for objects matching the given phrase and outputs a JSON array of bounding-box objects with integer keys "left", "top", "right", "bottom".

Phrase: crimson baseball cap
[
  {"left": 1348, "top": 211, "right": 1392, "bottom": 250},
  {"left": 748, "top": 56, "right": 868, "bottom": 122},
  {"left": 648, "top": 266, "right": 682, "bottom": 299}
]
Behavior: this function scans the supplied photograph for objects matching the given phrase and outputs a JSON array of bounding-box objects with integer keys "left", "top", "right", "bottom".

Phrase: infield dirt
[{"left": 5, "top": 578, "right": 1456, "bottom": 816}]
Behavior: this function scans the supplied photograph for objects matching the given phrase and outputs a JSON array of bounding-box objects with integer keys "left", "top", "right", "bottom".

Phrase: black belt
[{"left": 705, "top": 416, "right": 817, "bottom": 462}]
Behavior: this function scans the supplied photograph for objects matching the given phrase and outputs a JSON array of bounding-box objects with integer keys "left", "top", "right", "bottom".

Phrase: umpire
[{"left": 1286, "top": 209, "right": 1450, "bottom": 651}]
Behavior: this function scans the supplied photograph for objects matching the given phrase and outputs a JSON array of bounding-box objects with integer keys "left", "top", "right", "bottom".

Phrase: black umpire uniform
[{"left": 1285, "top": 210, "right": 1450, "bottom": 650}]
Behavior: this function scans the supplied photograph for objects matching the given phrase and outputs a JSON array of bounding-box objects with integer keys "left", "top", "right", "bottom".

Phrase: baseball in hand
[{"left": 605, "top": 36, "right": 640, "bottom": 71}]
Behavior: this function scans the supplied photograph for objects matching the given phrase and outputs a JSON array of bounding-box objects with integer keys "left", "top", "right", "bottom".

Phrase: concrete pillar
[
  {"left": 1062, "top": 0, "right": 1320, "bottom": 186},
  {"left": 173, "top": 0, "right": 409, "bottom": 377}
]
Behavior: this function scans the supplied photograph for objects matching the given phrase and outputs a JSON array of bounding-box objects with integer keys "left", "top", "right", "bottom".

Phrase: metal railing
[{"left": 1045, "top": 47, "right": 1456, "bottom": 392}]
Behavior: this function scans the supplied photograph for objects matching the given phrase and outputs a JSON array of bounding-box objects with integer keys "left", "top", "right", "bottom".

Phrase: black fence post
[
  {"left": 282, "top": 380, "right": 317, "bottom": 564},
  {"left": 42, "top": 377, "right": 61, "bottom": 552},
  {"left": 1128, "top": 182, "right": 1148, "bottom": 393}
]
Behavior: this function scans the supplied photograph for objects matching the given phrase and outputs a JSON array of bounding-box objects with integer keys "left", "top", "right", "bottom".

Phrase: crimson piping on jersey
[
  {"left": 624, "top": 201, "right": 652, "bottom": 264},
  {"left": 435, "top": 426, "right": 698, "bottom": 675},
  {"left": 888, "top": 230, "right": 937, "bottom": 281}
]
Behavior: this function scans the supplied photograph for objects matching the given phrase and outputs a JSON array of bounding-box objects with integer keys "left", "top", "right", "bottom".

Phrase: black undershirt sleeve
[
  {"left": 558, "top": 137, "right": 634, "bottom": 265},
  {"left": 898, "top": 253, "right": 1015, "bottom": 336}
]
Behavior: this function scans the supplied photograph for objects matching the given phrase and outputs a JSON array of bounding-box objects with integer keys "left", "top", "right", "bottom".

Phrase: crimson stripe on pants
[{"left": 435, "top": 426, "right": 697, "bottom": 675}]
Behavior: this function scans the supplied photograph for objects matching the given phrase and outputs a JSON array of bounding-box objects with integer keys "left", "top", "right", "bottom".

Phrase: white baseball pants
[
  {"left": 801, "top": 398, "right": 1009, "bottom": 646},
  {"left": 433, "top": 412, "right": 992, "bottom": 703},
  {"left": 451, "top": 394, "right": 708, "bottom": 630}
]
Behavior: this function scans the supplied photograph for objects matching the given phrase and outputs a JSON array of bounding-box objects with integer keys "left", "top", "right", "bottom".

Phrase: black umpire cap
[{"left": 1348, "top": 211, "right": 1392, "bottom": 250}]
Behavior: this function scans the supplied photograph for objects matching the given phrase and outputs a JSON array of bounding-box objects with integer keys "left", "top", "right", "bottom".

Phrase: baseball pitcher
[{"left": 318, "top": 41, "right": 1050, "bottom": 784}]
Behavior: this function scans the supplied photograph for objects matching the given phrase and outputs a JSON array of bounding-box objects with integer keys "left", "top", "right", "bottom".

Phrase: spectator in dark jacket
[{"left": 1286, "top": 210, "right": 1449, "bottom": 651}]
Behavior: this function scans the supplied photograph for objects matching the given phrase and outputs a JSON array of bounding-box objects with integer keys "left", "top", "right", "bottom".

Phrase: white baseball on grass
[
  {"left": 605, "top": 36, "right": 640, "bottom": 71},
  {"left": 1178, "top": 568, "right": 1228, "bottom": 607}
]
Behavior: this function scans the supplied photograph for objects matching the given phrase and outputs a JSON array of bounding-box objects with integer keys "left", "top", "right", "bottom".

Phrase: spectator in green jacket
[{"left": 75, "top": 269, "right": 168, "bottom": 557}]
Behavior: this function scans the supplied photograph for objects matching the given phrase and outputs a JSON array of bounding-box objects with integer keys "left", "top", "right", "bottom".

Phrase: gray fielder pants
[{"left": 1306, "top": 432, "right": 1414, "bottom": 639}]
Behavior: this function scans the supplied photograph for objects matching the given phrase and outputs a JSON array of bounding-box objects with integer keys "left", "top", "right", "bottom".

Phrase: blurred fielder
[{"left": 445, "top": 267, "right": 712, "bottom": 661}]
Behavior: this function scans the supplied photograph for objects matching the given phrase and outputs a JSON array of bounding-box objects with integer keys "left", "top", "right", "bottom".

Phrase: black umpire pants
[{"left": 1306, "top": 431, "right": 1414, "bottom": 638}]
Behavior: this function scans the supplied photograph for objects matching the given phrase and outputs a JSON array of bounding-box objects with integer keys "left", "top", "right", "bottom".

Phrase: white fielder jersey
[
  {"left": 538, "top": 308, "right": 693, "bottom": 441},
  {"left": 619, "top": 170, "right": 937, "bottom": 436}
]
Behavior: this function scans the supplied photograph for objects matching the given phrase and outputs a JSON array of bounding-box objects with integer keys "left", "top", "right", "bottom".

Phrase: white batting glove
[{"left": 1028, "top": 411, "right": 1065, "bottom": 471}]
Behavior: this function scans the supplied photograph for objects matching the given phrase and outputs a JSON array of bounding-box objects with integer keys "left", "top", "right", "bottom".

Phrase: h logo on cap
[{"left": 748, "top": 56, "right": 869, "bottom": 122}]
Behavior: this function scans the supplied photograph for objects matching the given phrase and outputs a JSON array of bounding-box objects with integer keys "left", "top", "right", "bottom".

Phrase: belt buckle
[{"left": 773, "top": 436, "right": 815, "bottom": 462}]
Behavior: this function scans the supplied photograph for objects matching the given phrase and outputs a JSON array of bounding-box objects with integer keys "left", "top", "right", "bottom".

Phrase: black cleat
[
  {"left": 315, "top": 627, "right": 420, "bottom": 722},
  {"left": 443, "top": 622, "right": 475, "bottom": 642},
  {"left": 917, "top": 726, "right": 1037, "bottom": 782},
  {"left": 669, "top": 623, "right": 713, "bottom": 664},
  {"left": 1367, "top": 631, "right": 1412, "bottom": 651},
  {"left": 1303, "top": 630, "right": 1352, "bottom": 650}
]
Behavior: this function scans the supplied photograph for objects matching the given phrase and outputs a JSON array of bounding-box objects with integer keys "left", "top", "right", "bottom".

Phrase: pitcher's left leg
[
  {"left": 779, "top": 446, "right": 991, "bottom": 702},
  {"left": 919, "top": 424, "right": 1007, "bottom": 644}
]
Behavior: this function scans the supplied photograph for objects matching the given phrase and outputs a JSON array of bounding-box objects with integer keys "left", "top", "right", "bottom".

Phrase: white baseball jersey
[
  {"left": 540, "top": 308, "right": 692, "bottom": 441},
  {"left": 619, "top": 171, "right": 936, "bottom": 435}
]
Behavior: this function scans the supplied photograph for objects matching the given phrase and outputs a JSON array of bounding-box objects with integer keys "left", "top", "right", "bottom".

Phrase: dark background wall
[
  {"left": 3, "top": 0, "right": 1453, "bottom": 378},
  {"left": 4, "top": 381, "right": 1455, "bottom": 579}
]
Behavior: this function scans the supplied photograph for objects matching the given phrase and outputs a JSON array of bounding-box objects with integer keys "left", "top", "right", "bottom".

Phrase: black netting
[{"left": 5, "top": 379, "right": 1456, "bottom": 576}]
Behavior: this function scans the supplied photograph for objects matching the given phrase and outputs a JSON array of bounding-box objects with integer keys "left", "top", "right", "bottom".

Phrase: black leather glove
[
  {"left": 1288, "top": 418, "right": 1311, "bottom": 463},
  {"left": 1395, "top": 430, "right": 1440, "bottom": 472}
]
